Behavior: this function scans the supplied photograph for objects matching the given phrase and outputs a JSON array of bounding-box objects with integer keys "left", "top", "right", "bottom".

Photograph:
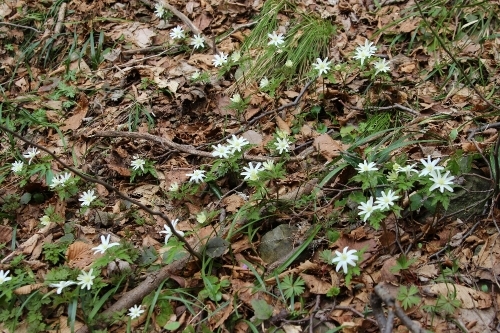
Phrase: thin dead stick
[
  {"left": 467, "top": 122, "right": 500, "bottom": 140},
  {"left": 333, "top": 305, "right": 377, "bottom": 324},
  {"left": 54, "top": 2, "right": 67, "bottom": 35},
  {"left": 373, "top": 283, "right": 428, "bottom": 333},
  {"left": 0, "top": 22, "right": 41, "bottom": 33},
  {"left": 92, "top": 130, "right": 314, "bottom": 162},
  {"left": 0, "top": 124, "right": 201, "bottom": 261},
  {"left": 340, "top": 101, "right": 420, "bottom": 116}
]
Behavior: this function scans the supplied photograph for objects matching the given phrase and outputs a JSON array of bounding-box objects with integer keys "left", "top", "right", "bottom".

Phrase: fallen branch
[
  {"left": 53, "top": 2, "right": 67, "bottom": 35},
  {"left": 92, "top": 130, "right": 314, "bottom": 162},
  {"left": 466, "top": 122, "right": 500, "bottom": 140},
  {"left": 0, "top": 22, "right": 41, "bottom": 33},
  {"left": 371, "top": 283, "right": 428, "bottom": 333},
  {"left": 0, "top": 124, "right": 201, "bottom": 262},
  {"left": 340, "top": 101, "right": 420, "bottom": 116}
]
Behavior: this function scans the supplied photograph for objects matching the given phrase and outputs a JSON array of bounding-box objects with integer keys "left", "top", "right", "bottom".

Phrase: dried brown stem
[
  {"left": 0, "top": 22, "right": 41, "bottom": 33},
  {"left": 54, "top": 2, "right": 67, "bottom": 35},
  {"left": 340, "top": 101, "right": 420, "bottom": 116}
]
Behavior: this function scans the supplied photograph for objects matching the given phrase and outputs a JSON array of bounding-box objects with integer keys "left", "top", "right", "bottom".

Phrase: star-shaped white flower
[
  {"left": 262, "top": 160, "right": 274, "bottom": 171},
  {"left": 186, "top": 169, "right": 206, "bottom": 183},
  {"left": 241, "top": 162, "right": 264, "bottom": 181},
  {"left": 128, "top": 304, "right": 145, "bottom": 319},
  {"left": 227, "top": 135, "right": 249, "bottom": 153},
  {"left": 356, "top": 160, "right": 378, "bottom": 173},
  {"left": 231, "top": 51, "right": 241, "bottom": 62},
  {"left": 79, "top": 189, "right": 97, "bottom": 207},
  {"left": 191, "top": 71, "right": 200, "bottom": 80},
  {"left": 397, "top": 164, "right": 418, "bottom": 177},
  {"left": 130, "top": 156, "right": 146, "bottom": 172},
  {"left": 212, "top": 144, "right": 231, "bottom": 159},
  {"left": 268, "top": 31, "right": 285, "bottom": 47},
  {"left": 429, "top": 170, "right": 454, "bottom": 193},
  {"left": 77, "top": 268, "right": 96, "bottom": 290},
  {"left": 354, "top": 40, "right": 377, "bottom": 66},
  {"left": 0, "top": 270, "right": 12, "bottom": 284},
  {"left": 11, "top": 161, "right": 24, "bottom": 173},
  {"left": 170, "top": 25, "right": 185, "bottom": 39},
  {"left": 50, "top": 172, "right": 72, "bottom": 189},
  {"left": 212, "top": 52, "right": 228, "bottom": 67},
  {"left": 419, "top": 155, "right": 444, "bottom": 177},
  {"left": 331, "top": 247, "right": 359, "bottom": 274},
  {"left": 50, "top": 280, "right": 77, "bottom": 294},
  {"left": 23, "top": 147, "right": 40, "bottom": 164},
  {"left": 374, "top": 189, "right": 399, "bottom": 210},
  {"left": 373, "top": 58, "right": 390, "bottom": 75},
  {"left": 230, "top": 93, "right": 242, "bottom": 103},
  {"left": 313, "top": 57, "right": 331, "bottom": 76},
  {"left": 358, "top": 196, "right": 377, "bottom": 222},
  {"left": 40, "top": 215, "right": 51, "bottom": 226},
  {"left": 154, "top": 3, "right": 166, "bottom": 18},
  {"left": 259, "top": 77, "right": 269, "bottom": 89},
  {"left": 159, "top": 219, "right": 184, "bottom": 243},
  {"left": 92, "top": 234, "right": 120, "bottom": 254},
  {"left": 169, "top": 182, "right": 179, "bottom": 192},
  {"left": 274, "top": 137, "right": 291, "bottom": 154},
  {"left": 190, "top": 34, "right": 205, "bottom": 49}
]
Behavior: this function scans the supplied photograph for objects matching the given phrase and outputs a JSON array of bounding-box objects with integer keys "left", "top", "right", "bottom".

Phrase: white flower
[
  {"left": 373, "top": 58, "right": 390, "bottom": 75},
  {"left": 230, "top": 93, "right": 242, "bottom": 103},
  {"left": 154, "top": 3, "right": 166, "bottom": 18},
  {"left": 50, "top": 172, "right": 72, "bottom": 189},
  {"left": 131, "top": 156, "right": 146, "bottom": 172},
  {"left": 79, "top": 189, "right": 97, "bottom": 207},
  {"left": 186, "top": 169, "right": 206, "bottom": 183},
  {"left": 170, "top": 25, "right": 185, "bottom": 39},
  {"left": 358, "top": 197, "right": 377, "bottom": 222},
  {"left": 92, "top": 234, "right": 120, "bottom": 254},
  {"left": 50, "top": 280, "right": 77, "bottom": 294},
  {"left": 190, "top": 34, "right": 205, "bottom": 49},
  {"left": 212, "top": 52, "right": 228, "bottom": 67},
  {"left": 196, "top": 212, "right": 207, "bottom": 224},
  {"left": 11, "top": 161, "right": 23, "bottom": 173},
  {"left": 191, "top": 71, "right": 201, "bottom": 80},
  {"left": 159, "top": 219, "right": 184, "bottom": 243},
  {"left": 128, "top": 304, "right": 145, "bottom": 319},
  {"left": 169, "top": 182, "right": 179, "bottom": 192},
  {"left": 268, "top": 31, "right": 285, "bottom": 47},
  {"left": 40, "top": 215, "right": 51, "bottom": 226},
  {"left": 227, "top": 135, "right": 249, "bottom": 153},
  {"left": 23, "top": 147, "right": 40, "bottom": 164},
  {"left": 241, "top": 162, "right": 264, "bottom": 181},
  {"left": 77, "top": 268, "right": 96, "bottom": 290},
  {"left": 259, "top": 77, "right": 269, "bottom": 89},
  {"left": 397, "top": 164, "right": 418, "bottom": 177},
  {"left": 285, "top": 60, "right": 293, "bottom": 67},
  {"left": 419, "top": 156, "right": 444, "bottom": 177},
  {"left": 0, "top": 270, "right": 12, "bottom": 284},
  {"left": 331, "top": 247, "right": 358, "bottom": 274},
  {"left": 313, "top": 57, "right": 331, "bottom": 76},
  {"left": 212, "top": 144, "right": 231, "bottom": 159},
  {"left": 356, "top": 160, "right": 378, "bottom": 173},
  {"left": 374, "top": 189, "right": 399, "bottom": 210},
  {"left": 262, "top": 160, "right": 274, "bottom": 171},
  {"left": 354, "top": 40, "right": 377, "bottom": 66},
  {"left": 274, "top": 137, "right": 291, "bottom": 154},
  {"left": 429, "top": 170, "right": 454, "bottom": 193},
  {"left": 231, "top": 51, "right": 241, "bottom": 62}
]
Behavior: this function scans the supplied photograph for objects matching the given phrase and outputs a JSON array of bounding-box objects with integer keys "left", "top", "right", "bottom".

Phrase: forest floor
[{"left": 1, "top": 0, "right": 500, "bottom": 332}]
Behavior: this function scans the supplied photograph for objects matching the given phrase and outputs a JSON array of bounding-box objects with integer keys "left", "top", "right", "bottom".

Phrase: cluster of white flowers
[
  {"left": 211, "top": 135, "right": 249, "bottom": 160},
  {"left": 331, "top": 247, "right": 359, "bottom": 274},
  {"left": 353, "top": 40, "right": 390, "bottom": 75},
  {"left": 159, "top": 218, "right": 184, "bottom": 243},
  {"left": 357, "top": 156, "right": 455, "bottom": 222},
  {"left": 47, "top": 268, "right": 96, "bottom": 295},
  {"left": 50, "top": 172, "right": 72, "bottom": 189}
]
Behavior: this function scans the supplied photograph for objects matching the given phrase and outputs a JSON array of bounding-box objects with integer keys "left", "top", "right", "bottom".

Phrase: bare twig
[
  {"left": 0, "top": 22, "right": 41, "bottom": 33},
  {"left": 466, "top": 122, "right": 500, "bottom": 140},
  {"left": 333, "top": 305, "right": 377, "bottom": 324},
  {"left": 54, "top": 2, "right": 67, "bottom": 35},
  {"left": 340, "top": 101, "right": 420, "bottom": 116},
  {"left": 0, "top": 124, "right": 201, "bottom": 261},
  {"left": 92, "top": 130, "right": 314, "bottom": 162}
]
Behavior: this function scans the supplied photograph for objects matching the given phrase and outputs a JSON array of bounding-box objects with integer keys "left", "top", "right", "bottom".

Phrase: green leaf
[
  {"left": 164, "top": 322, "right": 181, "bottom": 330},
  {"left": 251, "top": 299, "right": 273, "bottom": 320}
]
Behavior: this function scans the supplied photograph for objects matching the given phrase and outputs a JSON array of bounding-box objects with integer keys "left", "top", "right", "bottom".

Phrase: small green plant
[
  {"left": 397, "top": 285, "right": 421, "bottom": 310},
  {"left": 129, "top": 156, "right": 157, "bottom": 182},
  {"left": 280, "top": 274, "right": 305, "bottom": 302},
  {"left": 198, "top": 275, "right": 230, "bottom": 302},
  {"left": 391, "top": 255, "right": 418, "bottom": 274}
]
